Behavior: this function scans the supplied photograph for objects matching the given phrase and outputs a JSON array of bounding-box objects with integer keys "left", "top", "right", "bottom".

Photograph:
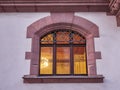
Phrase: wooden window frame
[
  {"left": 39, "top": 30, "right": 87, "bottom": 76},
  {"left": 23, "top": 13, "right": 104, "bottom": 83}
]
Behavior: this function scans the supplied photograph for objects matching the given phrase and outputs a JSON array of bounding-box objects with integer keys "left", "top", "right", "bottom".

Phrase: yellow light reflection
[
  {"left": 40, "top": 47, "right": 53, "bottom": 74},
  {"left": 41, "top": 57, "right": 48, "bottom": 69}
]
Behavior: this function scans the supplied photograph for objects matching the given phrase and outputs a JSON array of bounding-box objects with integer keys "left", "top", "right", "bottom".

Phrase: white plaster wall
[{"left": 0, "top": 12, "right": 120, "bottom": 90}]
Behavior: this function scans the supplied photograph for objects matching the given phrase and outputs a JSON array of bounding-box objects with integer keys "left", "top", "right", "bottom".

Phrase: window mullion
[
  {"left": 53, "top": 32, "right": 56, "bottom": 75},
  {"left": 70, "top": 31, "right": 74, "bottom": 75},
  {"left": 70, "top": 45, "right": 74, "bottom": 75}
]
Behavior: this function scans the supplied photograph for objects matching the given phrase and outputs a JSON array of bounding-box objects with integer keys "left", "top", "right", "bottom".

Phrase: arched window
[
  {"left": 24, "top": 14, "right": 104, "bottom": 83},
  {"left": 40, "top": 30, "right": 87, "bottom": 75}
]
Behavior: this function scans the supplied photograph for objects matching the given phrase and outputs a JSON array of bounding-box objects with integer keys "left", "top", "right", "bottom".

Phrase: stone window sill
[{"left": 23, "top": 75, "right": 104, "bottom": 83}]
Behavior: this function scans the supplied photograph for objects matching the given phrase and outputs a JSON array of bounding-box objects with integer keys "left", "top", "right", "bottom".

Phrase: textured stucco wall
[{"left": 0, "top": 12, "right": 120, "bottom": 90}]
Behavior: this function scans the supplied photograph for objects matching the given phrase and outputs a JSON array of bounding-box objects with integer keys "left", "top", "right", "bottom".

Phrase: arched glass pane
[
  {"left": 56, "top": 31, "right": 70, "bottom": 44},
  {"left": 41, "top": 34, "right": 53, "bottom": 44},
  {"left": 40, "top": 30, "right": 86, "bottom": 45},
  {"left": 72, "top": 33, "right": 86, "bottom": 44}
]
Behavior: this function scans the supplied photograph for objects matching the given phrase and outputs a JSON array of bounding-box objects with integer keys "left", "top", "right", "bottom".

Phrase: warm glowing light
[{"left": 41, "top": 57, "right": 48, "bottom": 68}]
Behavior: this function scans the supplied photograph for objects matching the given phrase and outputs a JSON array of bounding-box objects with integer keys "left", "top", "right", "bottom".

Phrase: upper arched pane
[{"left": 41, "top": 30, "right": 86, "bottom": 44}]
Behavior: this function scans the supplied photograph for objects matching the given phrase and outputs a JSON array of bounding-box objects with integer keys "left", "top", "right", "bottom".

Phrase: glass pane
[
  {"left": 74, "top": 47, "right": 87, "bottom": 74},
  {"left": 40, "top": 47, "right": 53, "bottom": 74},
  {"left": 73, "top": 33, "right": 85, "bottom": 44},
  {"left": 56, "top": 31, "right": 70, "bottom": 44},
  {"left": 56, "top": 47, "right": 70, "bottom": 74},
  {"left": 41, "top": 34, "right": 53, "bottom": 44}
]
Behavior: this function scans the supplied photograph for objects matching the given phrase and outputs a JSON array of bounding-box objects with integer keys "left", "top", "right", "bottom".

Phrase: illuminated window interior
[{"left": 40, "top": 30, "right": 87, "bottom": 75}]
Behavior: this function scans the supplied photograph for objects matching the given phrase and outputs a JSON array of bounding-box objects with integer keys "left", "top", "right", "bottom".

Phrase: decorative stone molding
[
  {"left": 23, "top": 12, "right": 103, "bottom": 83},
  {"left": 109, "top": 0, "right": 120, "bottom": 27},
  {"left": 0, "top": 0, "right": 109, "bottom": 12},
  {"left": 25, "top": 52, "right": 32, "bottom": 60},
  {"left": 116, "top": 15, "right": 120, "bottom": 26},
  {"left": 109, "top": 0, "right": 120, "bottom": 15},
  {"left": 23, "top": 75, "right": 104, "bottom": 83},
  {"left": 1, "top": 0, "right": 119, "bottom": 27},
  {"left": 95, "top": 52, "right": 102, "bottom": 59}
]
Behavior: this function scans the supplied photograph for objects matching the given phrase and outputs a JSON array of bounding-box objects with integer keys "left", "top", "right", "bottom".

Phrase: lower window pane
[
  {"left": 56, "top": 47, "right": 70, "bottom": 74},
  {"left": 40, "top": 47, "right": 53, "bottom": 74},
  {"left": 74, "top": 47, "right": 87, "bottom": 74}
]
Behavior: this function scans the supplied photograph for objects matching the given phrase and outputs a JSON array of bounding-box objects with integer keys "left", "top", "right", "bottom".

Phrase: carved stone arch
[
  {"left": 24, "top": 13, "right": 103, "bottom": 83},
  {"left": 27, "top": 13, "right": 99, "bottom": 38}
]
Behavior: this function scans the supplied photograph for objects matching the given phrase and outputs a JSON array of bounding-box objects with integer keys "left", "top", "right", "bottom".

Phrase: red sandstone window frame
[{"left": 23, "top": 13, "right": 104, "bottom": 83}]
